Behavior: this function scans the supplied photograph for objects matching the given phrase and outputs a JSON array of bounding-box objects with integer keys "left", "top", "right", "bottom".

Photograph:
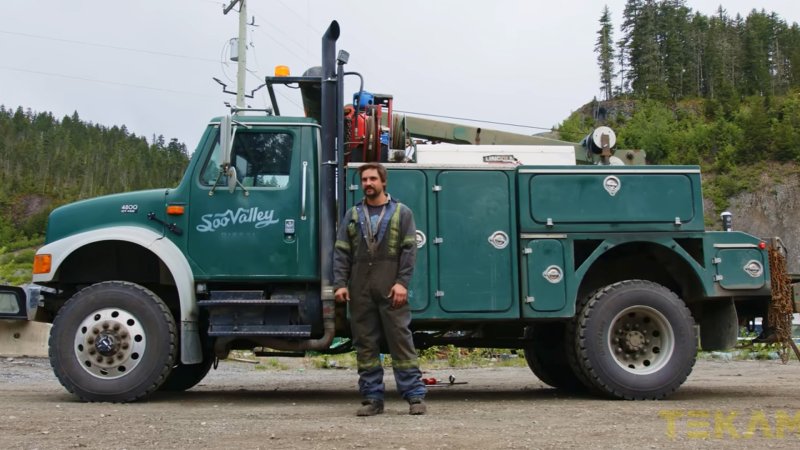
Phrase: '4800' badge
[{"left": 120, "top": 204, "right": 138, "bottom": 214}]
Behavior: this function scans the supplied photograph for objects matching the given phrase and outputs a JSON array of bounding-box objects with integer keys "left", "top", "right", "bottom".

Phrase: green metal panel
[
  {"left": 523, "top": 240, "right": 567, "bottom": 312},
  {"left": 375, "top": 169, "right": 431, "bottom": 313},
  {"left": 715, "top": 248, "right": 766, "bottom": 290},
  {"left": 518, "top": 166, "right": 704, "bottom": 232},
  {"left": 185, "top": 125, "right": 319, "bottom": 280},
  {"left": 436, "top": 171, "right": 514, "bottom": 313},
  {"left": 45, "top": 189, "right": 167, "bottom": 244}
]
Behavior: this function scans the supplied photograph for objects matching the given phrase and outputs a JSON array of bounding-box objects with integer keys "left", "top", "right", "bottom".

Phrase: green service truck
[{"left": 0, "top": 22, "right": 778, "bottom": 402}]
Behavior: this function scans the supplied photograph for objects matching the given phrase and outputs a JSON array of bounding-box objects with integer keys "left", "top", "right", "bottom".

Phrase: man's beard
[{"left": 364, "top": 186, "right": 382, "bottom": 198}]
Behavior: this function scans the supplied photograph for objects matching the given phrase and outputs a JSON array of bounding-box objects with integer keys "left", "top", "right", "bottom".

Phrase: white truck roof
[{"left": 414, "top": 144, "right": 576, "bottom": 166}]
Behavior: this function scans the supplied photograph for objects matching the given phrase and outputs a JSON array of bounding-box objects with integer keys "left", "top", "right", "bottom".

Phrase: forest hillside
[
  {"left": 561, "top": 1, "right": 800, "bottom": 269},
  {"left": 0, "top": 105, "right": 189, "bottom": 283}
]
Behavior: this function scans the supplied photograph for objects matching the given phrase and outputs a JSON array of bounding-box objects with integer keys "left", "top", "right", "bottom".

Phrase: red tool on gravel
[{"left": 422, "top": 375, "right": 467, "bottom": 386}]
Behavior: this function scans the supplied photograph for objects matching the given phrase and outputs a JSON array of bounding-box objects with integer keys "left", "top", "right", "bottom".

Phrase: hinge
[
  {"left": 713, "top": 275, "right": 724, "bottom": 282},
  {"left": 435, "top": 290, "right": 445, "bottom": 298},
  {"left": 525, "top": 296, "right": 535, "bottom": 304},
  {"left": 674, "top": 217, "right": 682, "bottom": 226},
  {"left": 712, "top": 257, "right": 722, "bottom": 264},
  {"left": 348, "top": 184, "right": 359, "bottom": 191},
  {"left": 432, "top": 185, "right": 442, "bottom": 192},
  {"left": 433, "top": 237, "right": 444, "bottom": 244},
  {"left": 546, "top": 218, "right": 554, "bottom": 227},
  {"left": 522, "top": 248, "right": 532, "bottom": 255}
]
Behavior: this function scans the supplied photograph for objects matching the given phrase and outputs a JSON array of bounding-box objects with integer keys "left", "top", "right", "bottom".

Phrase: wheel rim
[
  {"left": 73, "top": 308, "right": 147, "bottom": 380},
  {"left": 607, "top": 305, "right": 674, "bottom": 375}
]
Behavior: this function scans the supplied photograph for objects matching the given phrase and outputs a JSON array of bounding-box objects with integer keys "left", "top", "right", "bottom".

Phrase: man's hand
[
  {"left": 334, "top": 287, "right": 350, "bottom": 303},
  {"left": 388, "top": 283, "right": 408, "bottom": 309}
]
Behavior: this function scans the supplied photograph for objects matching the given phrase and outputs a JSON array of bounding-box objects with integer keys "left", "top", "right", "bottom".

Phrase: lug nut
[
  {"left": 113, "top": 324, "right": 120, "bottom": 331},
  {"left": 121, "top": 343, "right": 129, "bottom": 350},
  {"left": 93, "top": 328, "right": 100, "bottom": 335}
]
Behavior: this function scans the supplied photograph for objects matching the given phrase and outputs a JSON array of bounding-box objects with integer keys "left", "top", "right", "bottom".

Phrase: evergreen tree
[
  {"left": 596, "top": 6, "right": 616, "bottom": 101},
  {"left": 0, "top": 105, "right": 190, "bottom": 238}
]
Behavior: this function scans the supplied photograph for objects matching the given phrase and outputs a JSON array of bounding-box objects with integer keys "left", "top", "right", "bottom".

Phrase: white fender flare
[{"left": 33, "top": 227, "right": 202, "bottom": 363}]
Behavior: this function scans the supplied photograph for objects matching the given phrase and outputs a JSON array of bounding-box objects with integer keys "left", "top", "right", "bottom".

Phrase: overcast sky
[{"left": 1, "top": 1, "right": 798, "bottom": 152}]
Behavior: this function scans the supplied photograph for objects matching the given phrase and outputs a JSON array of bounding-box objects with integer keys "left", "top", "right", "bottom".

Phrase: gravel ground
[{"left": 1, "top": 356, "right": 800, "bottom": 449}]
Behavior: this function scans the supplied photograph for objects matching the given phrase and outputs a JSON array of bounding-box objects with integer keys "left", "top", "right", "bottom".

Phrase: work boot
[
  {"left": 408, "top": 397, "right": 427, "bottom": 415},
  {"left": 356, "top": 399, "right": 384, "bottom": 416}
]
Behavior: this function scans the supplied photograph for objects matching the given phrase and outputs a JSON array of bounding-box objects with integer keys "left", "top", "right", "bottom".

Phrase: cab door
[{"left": 187, "top": 126, "right": 318, "bottom": 280}]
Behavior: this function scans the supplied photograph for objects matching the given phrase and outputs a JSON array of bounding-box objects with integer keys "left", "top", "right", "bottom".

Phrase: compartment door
[
  {"left": 523, "top": 239, "right": 567, "bottom": 313},
  {"left": 383, "top": 169, "right": 430, "bottom": 313},
  {"left": 715, "top": 248, "right": 766, "bottom": 290},
  {"left": 436, "top": 171, "right": 514, "bottom": 313}
]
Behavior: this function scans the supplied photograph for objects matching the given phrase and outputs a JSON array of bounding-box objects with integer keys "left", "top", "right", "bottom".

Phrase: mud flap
[{"left": 698, "top": 299, "right": 738, "bottom": 351}]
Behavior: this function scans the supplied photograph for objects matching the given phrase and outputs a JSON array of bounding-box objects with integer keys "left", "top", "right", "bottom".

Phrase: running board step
[
  {"left": 208, "top": 324, "right": 312, "bottom": 337},
  {"left": 198, "top": 298, "right": 301, "bottom": 307}
]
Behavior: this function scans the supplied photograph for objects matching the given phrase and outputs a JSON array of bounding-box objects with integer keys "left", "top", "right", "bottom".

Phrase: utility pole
[{"left": 223, "top": 0, "right": 247, "bottom": 108}]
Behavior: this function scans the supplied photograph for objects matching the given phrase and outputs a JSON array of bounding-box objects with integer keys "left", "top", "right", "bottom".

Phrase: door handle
[{"left": 301, "top": 161, "right": 308, "bottom": 220}]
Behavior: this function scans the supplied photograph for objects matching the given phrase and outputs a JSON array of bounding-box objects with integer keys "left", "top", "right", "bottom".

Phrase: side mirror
[
  {"left": 220, "top": 115, "right": 233, "bottom": 167},
  {"left": 227, "top": 166, "right": 238, "bottom": 193}
]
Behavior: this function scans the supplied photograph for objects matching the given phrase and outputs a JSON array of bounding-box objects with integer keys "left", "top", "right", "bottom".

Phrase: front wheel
[
  {"left": 49, "top": 281, "right": 177, "bottom": 402},
  {"left": 571, "top": 280, "right": 697, "bottom": 400}
]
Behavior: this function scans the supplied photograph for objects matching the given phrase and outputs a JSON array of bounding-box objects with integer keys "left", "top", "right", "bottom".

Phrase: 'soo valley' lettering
[{"left": 196, "top": 207, "right": 279, "bottom": 232}]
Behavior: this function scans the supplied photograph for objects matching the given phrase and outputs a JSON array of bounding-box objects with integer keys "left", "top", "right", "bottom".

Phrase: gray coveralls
[{"left": 333, "top": 196, "right": 427, "bottom": 401}]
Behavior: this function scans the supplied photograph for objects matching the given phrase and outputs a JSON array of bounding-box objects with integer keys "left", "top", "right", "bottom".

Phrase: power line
[
  {"left": 393, "top": 109, "right": 556, "bottom": 131},
  {"left": 0, "top": 65, "right": 217, "bottom": 98},
  {"left": 0, "top": 30, "right": 218, "bottom": 63},
  {"left": 247, "top": 3, "right": 309, "bottom": 56}
]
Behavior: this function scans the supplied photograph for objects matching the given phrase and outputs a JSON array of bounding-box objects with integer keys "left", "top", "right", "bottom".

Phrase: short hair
[{"left": 358, "top": 162, "right": 387, "bottom": 183}]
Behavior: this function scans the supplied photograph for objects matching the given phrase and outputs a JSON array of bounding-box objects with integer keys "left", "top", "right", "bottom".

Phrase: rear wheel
[
  {"left": 523, "top": 323, "right": 586, "bottom": 391},
  {"left": 49, "top": 281, "right": 177, "bottom": 402},
  {"left": 571, "top": 280, "right": 696, "bottom": 400}
]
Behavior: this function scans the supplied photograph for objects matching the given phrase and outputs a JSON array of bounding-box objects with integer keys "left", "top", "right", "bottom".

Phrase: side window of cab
[{"left": 200, "top": 130, "right": 294, "bottom": 188}]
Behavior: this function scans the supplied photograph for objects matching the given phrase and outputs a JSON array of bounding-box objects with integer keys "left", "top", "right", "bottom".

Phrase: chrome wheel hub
[
  {"left": 608, "top": 306, "right": 674, "bottom": 375},
  {"left": 74, "top": 308, "right": 146, "bottom": 379}
]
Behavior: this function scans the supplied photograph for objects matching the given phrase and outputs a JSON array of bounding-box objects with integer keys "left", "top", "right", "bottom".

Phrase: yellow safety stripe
[
  {"left": 387, "top": 206, "right": 402, "bottom": 256},
  {"left": 391, "top": 357, "right": 420, "bottom": 370},
  {"left": 357, "top": 357, "right": 382, "bottom": 371}
]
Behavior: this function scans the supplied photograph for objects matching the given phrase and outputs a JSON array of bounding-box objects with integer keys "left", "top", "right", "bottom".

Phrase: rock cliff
[{"left": 721, "top": 172, "right": 800, "bottom": 273}]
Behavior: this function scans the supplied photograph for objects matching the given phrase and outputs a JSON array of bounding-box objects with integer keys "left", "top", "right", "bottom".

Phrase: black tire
[
  {"left": 159, "top": 340, "right": 215, "bottom": 392},
  {"left": 523, "top": 323, "right": 587, "bottom": 391},
  {"left": 571, "top": 280, "right": 696, "bottom": 400},
  {"left": 49, "top": 281, "right": 177, "bottom": 402}
]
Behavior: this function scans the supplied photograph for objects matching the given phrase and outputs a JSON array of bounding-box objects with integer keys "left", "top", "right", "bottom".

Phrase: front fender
[{"left": 33, "top": 226, "right": 201, "bottom": 363}]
